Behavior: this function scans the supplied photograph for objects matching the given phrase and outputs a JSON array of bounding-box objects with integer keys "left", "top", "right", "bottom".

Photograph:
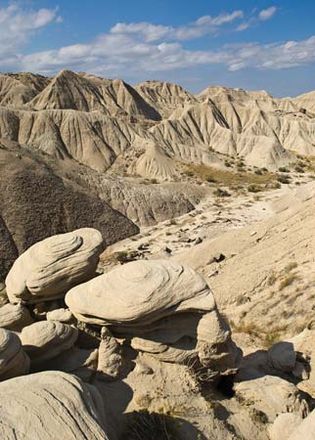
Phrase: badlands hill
[
  {"left": 0, "top": 70, "right": 313, "bottom": 228},
  {"left": 0, "top": 139, "right": 138, "bottom": 279},
  {"left": 0, "top": 69, "right": 314, "bottom": 273},
  {"left": 0, "top": 69, "right": 314, "bottom": 176}
]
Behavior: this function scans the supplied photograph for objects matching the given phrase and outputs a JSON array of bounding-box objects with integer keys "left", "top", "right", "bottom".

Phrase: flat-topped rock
[
  {"left": 0, "top": 328, "right": 29, "bottom": 380},
  {"left": 65, "top": 259, "right": 214, "bottom": 326},
  {"left": 0, "top": 370, "right": 110, "bottom": 440},
  {"left": 6, "top": 228, "right": 103, "bottom": 304},
  {"left": 0, "top": 303, "right": 33, "bottom": 331},
  {"left": 20, "top": 321, "right": 78, "bottom": 367}
]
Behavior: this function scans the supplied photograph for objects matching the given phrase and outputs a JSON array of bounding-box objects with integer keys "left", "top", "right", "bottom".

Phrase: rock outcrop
[
  {"left": 20, "top": 321, "right": 78, "bottom": 368},
  {"left": 0, "top": 303, "right": 33, "bottom": 331},
  {"left": 66, "top": 259, "right": 241, "bottom": 377},
  {"left": 0, "top": 328, "right": 29, "bottom": 380},
  {"left": 6, "top": 228, "right": 103, "bottom": 303},
  {"left": 0, "top": 370, "right": 110, "bottom": 440}
]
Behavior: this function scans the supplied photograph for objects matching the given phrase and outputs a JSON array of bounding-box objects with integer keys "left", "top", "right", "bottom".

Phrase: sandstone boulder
[
  {"left": 46, "top": 307, "right": 74, "bottom": 324},
  {"left": 0, "top": 328, "right": 29, "bottom": 380},
  {"left": 6, "top": 228, "right": 103, "bottom": 304},
  {"left": 0, "top": 370, "right": 110, "bottom": 440},
  {"left": 288, "top": 409, "right": 315, "bottom": 440},
  {"left": 20, "top": 321, "right": 78, "bottom": 368},
  {"left": 65, "top": 259, "right": 214, "bottom": 326},
  {"left": 235, "top": 375, "right": 309, "bottom": 423},
  {"left": 0, "top": 302, "right": 33, "bottom": 331},
  {"left": 269, "top": 413, "right": 303, "bottom": 440}
]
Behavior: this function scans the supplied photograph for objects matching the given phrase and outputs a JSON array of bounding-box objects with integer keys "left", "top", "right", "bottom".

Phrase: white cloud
[
  {"left": 237, "top": 6, "right": 277, "bottom": 31},
  {"left": 1, "top": 7, "right": 314, "bottom": 81},
  {"left": 259, "top": 6, "right": 277, "bottom": 21},
  {"left": 111, "top": 11, "right": 244, "bottom": 42},
  {"left": 0, "top": 4, "right": 59, "bottom": 65},
  {"left": 18, "top": 30, "right": 315, "bottom": 78}
]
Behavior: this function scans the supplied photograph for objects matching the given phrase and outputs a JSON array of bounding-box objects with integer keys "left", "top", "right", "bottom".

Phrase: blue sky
[{"left": 0, "top": 0, "right": 314, "bottom": 96}]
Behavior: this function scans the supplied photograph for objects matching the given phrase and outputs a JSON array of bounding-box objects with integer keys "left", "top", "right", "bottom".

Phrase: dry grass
[
  {"left": 279, "top": 273, "right": 299, "bottom": 290},
  {"left": 183, "top": 164, "right": 276, "bottom": 190},
  {"left": 231, "top": 320, "right": 286, "bottom": 348},
  {"left": 121, "top": 411, "right": 179, "bottom": 440},
  {"left": 284, "top": 262, "right": 298, "bottom": 272}
]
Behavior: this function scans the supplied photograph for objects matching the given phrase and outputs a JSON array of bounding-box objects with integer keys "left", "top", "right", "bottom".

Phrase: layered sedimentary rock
[
  {"left": 20, "top": 321, "right": 78, "bottom": 367},
  {"left": 0, "top": 303, "right": 33, "bottom": 331},
  {"left": 6, "top": 228, "right": 103, "bottom": 303},
  {"left": 66, "top": 260, "right": 241, "bottom": 376},
  {"left": 0, "top": 328, "right": 29, "bottom": 380},
  {"left": 0, "top": 371, "right": 110, "bottom": 440}
]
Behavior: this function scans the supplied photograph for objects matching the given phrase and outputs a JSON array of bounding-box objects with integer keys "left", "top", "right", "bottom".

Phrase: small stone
[{"left": 213, "top": 253, "right": 226, "bottom": 263}]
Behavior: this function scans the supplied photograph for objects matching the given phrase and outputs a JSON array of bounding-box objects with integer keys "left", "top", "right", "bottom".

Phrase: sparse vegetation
[
  {"left": 278, "top": 166, "right": 289, "bottom": 173},
  {"left": 277, "top": 174, "right": 291, "bottom": 184},
  {"left": 279, "top": 273, "right": 299, "bottom": 290},
  {"left": 262, "top": 332, "right": 281, "bottom": 348},
  {"left": 284, "top": 261, "right": 298, "bottom": 272},
  {"left": 121, "top": 411, "right": 179, "bottom": 440},
  {"left": 247, "top": 184, "right": 263, "bottom": 193},
  {"left": 214, "top": 188, "right": 231, "bottom": 197},
  {"left": 183, "top": 164, "right": 276, "bottom": 189}
]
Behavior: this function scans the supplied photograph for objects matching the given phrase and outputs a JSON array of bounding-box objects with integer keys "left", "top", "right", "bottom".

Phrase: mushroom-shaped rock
[
  {"left": 0, "top": 303, "right": 33, "bottom": 331},
  {"left": 0, "top": 328, "right": 29, "bottom": 380},
  {"left": 65, "top": 260, "right": 214, "bottom": 326},
  {"left": 0, "top": 371, "right": 110, "bottom": 440},
  {"left": 6, "top": 228, "right": 103, "bottom": 304},
  {"left": 20, "top": 321, "right": 78, "bottom": 367},
  {"left": 66, "top": 259, "right": 241, "bottom": 374}
]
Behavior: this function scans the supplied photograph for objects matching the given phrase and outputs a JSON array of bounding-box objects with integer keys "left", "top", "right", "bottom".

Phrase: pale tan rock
[
  {"left": 0, "top": 370, "right": 110, "bottom": 440},
  {"left": 269, "top": 413, "right": 303, "bottom": 440},
  {"left": 288, "top": 409, "right": 315, "bottom": 440},
  {"left": 0, "top": 328, "right": 29, "bottom": 380},
  {"left": 46, "top": 307, "right": 74, "bottom": 323},
  {"left": 66, "top": 260, "right": 240, "bottom": 374},
  {"left": 6, "top": 228, "right": 103, "bottom": 304},
  {"left": 20, "top": 321, "right": 78, "bottom": 367},
  {"left": 235, "top": 376, "right": 309, "bottom": 423},
  {"left": 0, "top": 303, "right": 33, "bottom": 331},
  {"left": 288, "top": 329, "right": 315, "bottom": 395},
  {"left": 65, "top": 259, "right": 214, "bottom": 326},
  {"left": 97, "top": 327, "right": 122, "bottom": 380}
]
